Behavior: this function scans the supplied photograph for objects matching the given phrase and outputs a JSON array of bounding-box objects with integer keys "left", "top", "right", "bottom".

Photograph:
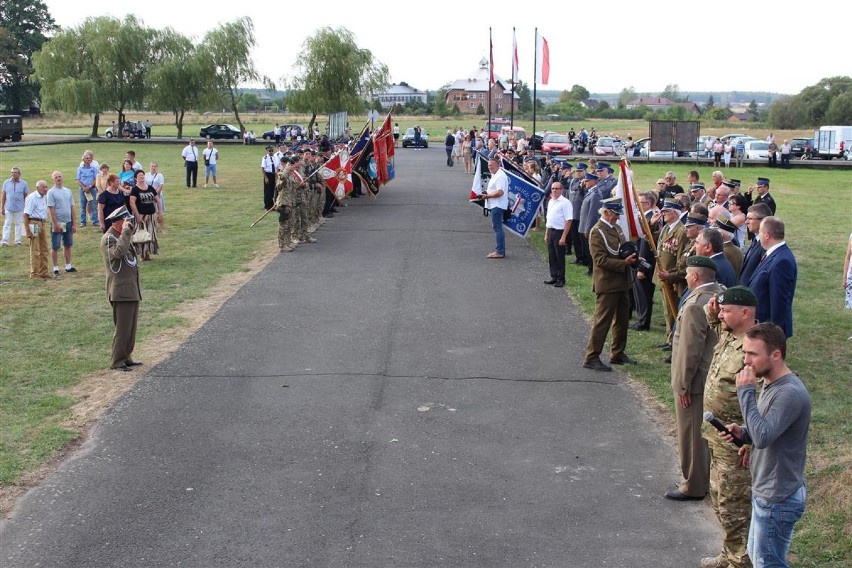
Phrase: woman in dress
[
  {"left": 128, "top": 169, "right": 163, "bottom": 260},
  {"left": 723, "top": 140, "right": 733, "bottom": 168},
  {"left": 728, "top": 193, "right": 748, "bottom": 249},
  {"left": 97, "top": 173, "right": 128, "bottom": 233},
  {"left": 462, "top": 134, "right": 473, "bottom": 174},
  {"left": 118, "top": 159, "right": 135, "bottom": 192}
]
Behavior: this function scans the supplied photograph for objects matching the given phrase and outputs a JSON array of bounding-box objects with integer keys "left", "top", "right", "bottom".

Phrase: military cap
[
  {"left": 584, "top": 172, "right": 599, "bottom": 181},
  {"left": 661, "top": 199, "right": 681, "bottom": 211},
  {"left": 686, "top": 255, "right": 717, "bottom": 272},
  {"left": 105, "top": 205, "right": 133, "bottom": 221},
  {"left": 730, "top": 178, "right": 741, "bottom": 187},
  {"left": 684, "top": 213, "right": 708, "bottom": 227},
  {"left": 689, "top": 182, "right": 706, "bottom": 192},
  {"left": 595, "top": 162, "right": 610, "bottom": 171},
  {"left": 289, "top": 156, "right": 300, "bottom": 164},
  {"left": 602, "top": 197, "right": 624, "bottom": 214},
  {"left": 607, "top": 166, "right": 614, "bottom": 174},
  {"left": 265, "top": 145, "right": 274, "bottom": 151},
  {"left": 714, "top": 217, "right": 738, "bottom": 233},
  {"left": 717, "top": 285, "right": 758, "bottom": 307},
  {"left": 756, "top": 177, "right": 770, "bottom": 186},
  {"left": 575, "top": 163, "right": 587, "bottom": 171},
  {"left": 722, "top": 179, "right": 737, "bottom": 189},
  {"left": 562, "top": 162, "right": 573, "bottom": 169}
]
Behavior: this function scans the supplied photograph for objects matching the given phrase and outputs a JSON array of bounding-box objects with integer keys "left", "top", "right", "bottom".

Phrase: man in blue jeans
[
  {"left": 76, "top": 152, "right": 99, "bottom": 227},
  {"left": 721, "top": 322, "right": 811, "bottom": 568},
  {"left": 482, "top": 157, "right": 508, "bottom": 258}
]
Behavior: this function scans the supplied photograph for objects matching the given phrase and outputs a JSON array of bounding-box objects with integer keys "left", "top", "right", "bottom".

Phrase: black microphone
[{"left": 704, "top": 411, "right": 744, "bottom": 447}]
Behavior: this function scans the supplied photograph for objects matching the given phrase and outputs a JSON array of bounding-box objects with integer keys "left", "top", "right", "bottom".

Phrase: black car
[
  {"left": 790, "top": 137, "right": 812, "bottom": 158},
  {"left": 199, "top": 124, "right": 242, "bottom": 140},
  {"left": 262, "top": 124, "right": 304, "bottom": 140}
]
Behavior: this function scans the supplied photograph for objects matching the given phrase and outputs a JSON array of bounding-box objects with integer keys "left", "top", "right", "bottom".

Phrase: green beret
[
  {"left": 718, "top": 285, "right": 758, "bottom": 307},
  {"left": 686, "top": 255, "right": 717, "bottom": 272}
]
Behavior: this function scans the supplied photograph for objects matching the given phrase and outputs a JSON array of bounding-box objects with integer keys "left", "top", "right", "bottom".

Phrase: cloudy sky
[{"left": 43, "top": 0, "right": 848, "bottom": 96}]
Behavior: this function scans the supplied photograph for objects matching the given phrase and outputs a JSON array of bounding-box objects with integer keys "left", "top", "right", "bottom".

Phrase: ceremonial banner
[
  {"left": 353, "top": 137, "right": 379, "bottom": 196},
  {"left": 503, "top": 169, "right": 545, "bottom": 239},
  {"left": 613, "top": 161, "right": 645, "bottom": 240},
  {"left": 535, "top": 31, "right": 550, "bottom": 85},
  {"left": 319, "top": 149, "right": 353, "bottom": 201},
  {"left": 469, "top": 154, "right": 486, "bottom": 207}
]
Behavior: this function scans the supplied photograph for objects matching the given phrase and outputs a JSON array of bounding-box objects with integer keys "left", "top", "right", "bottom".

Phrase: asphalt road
[{"left": 0, "top": 147, "right": 719, "bottom": 567}]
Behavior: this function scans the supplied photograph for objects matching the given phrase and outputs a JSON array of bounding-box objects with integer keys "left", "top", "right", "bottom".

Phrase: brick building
[{"left": 445, "top": 58, "right": 519, "bottom": 115}]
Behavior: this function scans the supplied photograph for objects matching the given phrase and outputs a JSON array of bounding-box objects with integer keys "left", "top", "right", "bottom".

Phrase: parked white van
[{"left": 814, "top": 125, "right": 852, "bottom": 159}]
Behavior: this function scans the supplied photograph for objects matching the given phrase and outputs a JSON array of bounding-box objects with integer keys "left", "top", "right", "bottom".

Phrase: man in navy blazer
[
  {"left": 738, "top": 203, "right": 773, "bottom": 285},
  {"left": 743, "top": 216, "right": 797, "bottom": 337}
]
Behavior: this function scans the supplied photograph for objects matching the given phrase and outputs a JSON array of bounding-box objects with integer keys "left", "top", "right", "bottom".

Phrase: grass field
[{"left": 0, "top": 131, "right": 849, "bottom": 566}]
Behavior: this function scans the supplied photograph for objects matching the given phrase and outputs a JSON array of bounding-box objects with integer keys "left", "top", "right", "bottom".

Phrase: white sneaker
[
  {"left": 203, "top": 184, "right": 208, "bottom": 188},
  {"left": 214, "top": 184, "right": 219, "bottom": 188}
]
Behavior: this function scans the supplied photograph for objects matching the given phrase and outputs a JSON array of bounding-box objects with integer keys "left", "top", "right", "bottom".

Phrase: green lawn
[
  {"left": 528, "top": 162, "right": 851, "bottom": 567},
  {"left": 0, "top": 140, "right": 849, "bottom": 566}
]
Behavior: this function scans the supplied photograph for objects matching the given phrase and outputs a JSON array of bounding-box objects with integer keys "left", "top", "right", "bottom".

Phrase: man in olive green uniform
[
  {"left": 582, "top": 197, "right": 638, "bottom": 372},
  {"left": 655, "top": 199, "right": 691, "bottom": 348},
  {"left": 700, "top": 286, "right": 758, "bottom": 568},
  {"left": 275, "top": 160, "right": 296, "bottom": 252},
  {"left": 666, "top": 256, "right": 724, "bottom": 502}
]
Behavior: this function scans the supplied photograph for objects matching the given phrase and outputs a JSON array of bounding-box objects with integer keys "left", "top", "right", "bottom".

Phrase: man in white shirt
[
  {"left": 23, "top": 180, "right": 50, "bottom": 279},
  {"left": 180, "top": 139, "right": 199, "bottom": 188},
  {"left": 202, "top": 140, "right": 220, "bottom": 188},
  {"left": 261, "top": 145, "right": 281, "bottom": 210},
  {"left": 544, "top": 182, "right": 572, "bottom": 287},
  {"left": 482, "top": 158, "right": 509, "bottom": 259}
]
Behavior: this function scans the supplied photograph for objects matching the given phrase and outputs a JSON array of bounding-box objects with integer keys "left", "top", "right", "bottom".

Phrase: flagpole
[
  {"left": 532, "top": 28, "right": 538, "bottom": 154},
  {"left": 626, "top": 158, "right": 678, "bottom": 321},
  {"left": 510, "top": 27, "right": 515, "bottom": 129},
  {"left": 487, "top": 27, "right": 493, "bottom": 143}
]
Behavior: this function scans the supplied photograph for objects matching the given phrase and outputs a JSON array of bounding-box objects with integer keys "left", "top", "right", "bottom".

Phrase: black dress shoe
[
  {"left": 656, "top": 342, "right": 671, "bottom": 349},
  {"left": 125, "top": 360, "right": 143, "bottom": 367},
  {"left": 554, "top": 281, "right": 564, "bottom": 287},
  {"left": 111, "top": 365, "right": 132, "bottom": 372},
  {"left": 609, "top": 355, "right": 636, "bottom": 365},
  {"left": 544, "top": 278, "right": 557, "bottom": 285},
  {"left": 664, "top": 489, "right": 705, "bottom": 501},
  {"left": 582, "top": 360, "right": 612, "bottom": 372},
  {"left": 661, "top": 344, "right": 673, "bottom": 352}
]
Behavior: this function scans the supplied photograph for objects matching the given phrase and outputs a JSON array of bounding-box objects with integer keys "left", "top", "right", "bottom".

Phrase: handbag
[{"left": 131, "top": 228, "right": 152, "bottom": 243}]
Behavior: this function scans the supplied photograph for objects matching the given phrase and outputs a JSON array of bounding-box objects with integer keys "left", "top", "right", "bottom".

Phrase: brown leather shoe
[{"left": 699, "top": 555, "right": 728, "bottom": 568}]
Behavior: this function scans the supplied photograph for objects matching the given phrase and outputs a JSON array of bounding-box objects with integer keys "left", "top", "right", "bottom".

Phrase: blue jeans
[
  {"left": 489, "top": 208, "right": 505, "bottom": 255},
  {"left": 748, "top": 485, "right": 806, "bottom": 567},
  {"left": 79, "top": 188, "right": 98, "bottom": 225}
]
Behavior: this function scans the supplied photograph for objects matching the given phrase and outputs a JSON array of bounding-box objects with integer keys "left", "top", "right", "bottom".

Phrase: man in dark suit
[
  {"left": 582, "top": 197, "right": 638, "bottom": 372},
  {"left": 743, "top": 216, "right": 797, "bottom": 337},
  {"left": 694, "top": 228, "right": 737, "bottom": 288},
  {"left": 100, "top": 206, "right": 142, "bottom": 372},
  {"left": 738, "top": 203, "right": 773, "bottom": 285}
]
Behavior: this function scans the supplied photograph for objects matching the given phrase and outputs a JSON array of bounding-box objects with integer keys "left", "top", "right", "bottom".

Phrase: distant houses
[
  {"left": 444, "top": 58, "right": 519, "bottom": 115},
  {"left": 375, "top": 82, "right": 428, "bottom": 108},
  {"left": 625, "top": 96, "right": 700, "bottom": 114}
]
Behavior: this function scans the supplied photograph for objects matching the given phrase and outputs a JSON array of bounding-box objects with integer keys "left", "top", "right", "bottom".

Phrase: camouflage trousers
[
  {"left": 708, "top": 436, "right": 753, "bottom": 568},
  {"left": 292, "top": 199, "right": 309, "bottom": 240},
  {"left": 308, "top": 187, "right": 321, "bottom": 226},
  {"left": 277, "top": 208, "right": 292, "bottom": 250}
]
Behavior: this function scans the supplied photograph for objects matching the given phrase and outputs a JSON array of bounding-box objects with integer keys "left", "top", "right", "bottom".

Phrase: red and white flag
[
  {"left": 489, "top": 31, "right": 495, "bottom": 86},
  {"left": 613, "top": 161, "right": 645, "bottom": 240},
  {"left": 469, "top": 153, "right": 484, "bottom": 202},
  {"left": 319, "top": 149, "right": 353, "bottom": 201},
  {"left": 512, "top": 28, "right": 519, "bottom": 84},
  {"left": 535, "top": 31, "right": 550, "bottom": 85}
]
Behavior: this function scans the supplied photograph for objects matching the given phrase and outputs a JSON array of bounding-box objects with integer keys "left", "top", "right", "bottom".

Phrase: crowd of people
[{"left": 459, "top": 142, "right": 817, "bottom": 568}]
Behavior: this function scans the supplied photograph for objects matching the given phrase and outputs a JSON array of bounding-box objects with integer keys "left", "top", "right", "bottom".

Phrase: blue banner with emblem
[{"left": 503, "top": 169, "right": 545, "bottom": 239}]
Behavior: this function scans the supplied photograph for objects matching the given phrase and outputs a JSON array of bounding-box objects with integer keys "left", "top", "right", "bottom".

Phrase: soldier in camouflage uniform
[
  {"left": 274, "top": 160, "right": 296, "bottom": 252},
  {"left": 291, "top": 153, "right": 315, "bottom": 244},
  {"left": 700, "top": 285, "right": 759, "bottom": 568}
]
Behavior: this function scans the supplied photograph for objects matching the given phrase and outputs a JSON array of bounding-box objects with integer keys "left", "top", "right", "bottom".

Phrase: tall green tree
[
  {"left": 618, "top": 87, "right": 636, "bottom": 108},
  {"left": 202, "top": 17, "right": 272, "bottom": 135},
  {"left": 33, "top": 15, "right": 154, "bottom": 135},
  {"left": 286, "top": 26, "right": 388, "bottom": 133},
  {"left": 824, "top": 92, "right": 852, "bottom": 124},
  {"left": 516, "top": 81, "right": 532, "bottom": 113},
  {"left": 147, "top": 28, "right": 217, "bottom": 138},
  {"left": 568, "top": 84, "right": 590, "bottom": 102},
  {"left": 0, "top": 0, "right": 55, "bottom": 112},
  {"left": 795, "top": 76, "right": 852, "bottom": 126},
  {"left": 660, "top": 83, "right": 682, "bottom": 102},
  {"left": 767, "top": 96, "right": 805, "bottom": 129}
]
